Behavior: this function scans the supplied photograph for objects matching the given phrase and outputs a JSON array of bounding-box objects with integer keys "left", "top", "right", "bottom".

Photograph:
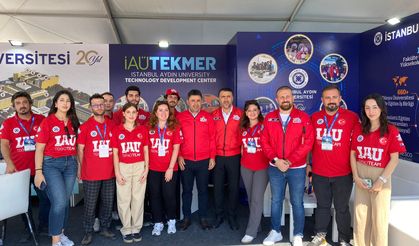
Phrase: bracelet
[
  {"left": 379, "top": 176, "right": 388, "bottom": 184},
  {"left": 35, "top": 168, "right": 42, "bottom": 171}
]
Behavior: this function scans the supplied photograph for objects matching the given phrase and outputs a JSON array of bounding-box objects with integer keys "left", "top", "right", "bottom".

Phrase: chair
[{"left": 0, "top": 169, "right": 38, "bottom": 245}]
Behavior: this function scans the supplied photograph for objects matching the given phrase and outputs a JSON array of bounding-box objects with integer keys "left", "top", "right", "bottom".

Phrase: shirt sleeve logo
[
  {"left": 52, "top": 126, "right": 60, "bottom": 133},
  {"left": 90, "top": 131, "right": 97, "bottom": 137},
  {"left": 13, "top": 127, "right": 20, "bottom": 134},
  {"left": 119, "top": 133, "right": 125, "bottom": 140}
]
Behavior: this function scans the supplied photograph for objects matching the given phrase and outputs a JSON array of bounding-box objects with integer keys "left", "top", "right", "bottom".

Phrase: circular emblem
[
  {"left": 149, "top": 130, "right": 155, "bottom": 135},
  {"left": 13, "top": 127, "right": 20, "bottom": 134},
  {"left": 233, "top": 115, "right": 240, "bottom": 121},
  {"left": 138, "top": 115, "right": 146, "bottom": 120},
  {"left": 284, "top": 34, "right": 313, "bottom": 64},
  {"left": 338, "top": 119, "right": 346, "bottom": 126},
  {"left": 255, "top": 96, "right": 277, "bottom": 116},
  {"left": 248, "top": 53, "right": 278, "bottom": 84},
  {"left": 32, "top": 126, "right": 38, "bottom": 132},
  {"left": 357, "top": 135, "right": 364, "bottom": 142},
  {"left": 379, "top": 137, "right": 388, "bottom": 145},
  {"left": 295, "top": 103, "right": 305, "bottom": 111},
  {"left": 374, "top": 32, "right": 383, "bottom": 46},
  {"left": 52, "top": 126, "right": 60, "bottom": 133},
  {"left": 289, "top": 69, "right": 309, "bottom": 89},
  {"left": 90, "top": 131, "right": 97, "bottom": 137},
  {"left": 317, "top": 119, "right": 324, "bottom": 125},
  {"left": 137, "top": 133, "right": 143, "bottom": 139},
  {"left": 242, "top": 131, "right": 247, "bottom": 136},
  {"left": 320, "top": 53, "right": 349, "bottom": 84},
  {"left": 118, "top": 133, "right": 125, "bottom": 140}
]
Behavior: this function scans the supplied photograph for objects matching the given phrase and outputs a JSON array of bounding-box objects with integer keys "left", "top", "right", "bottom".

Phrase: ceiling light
[
  {"left": 387, "top": 17, "right": 400, "bottom": 25},
  {"left": 158, "top": 40, "right": 169, "bottom": 48},
  {"left": 9, "top": 40, "right": 23, "bottom": 46}
]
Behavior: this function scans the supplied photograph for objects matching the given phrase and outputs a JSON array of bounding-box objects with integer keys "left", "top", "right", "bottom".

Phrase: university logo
[
  {"left": 374, "top": 32, "right": 383, "bottom": 46},
  {"left": 242, "top": 131, "right": 247, "bottom": 136},
  {"left": 13, "top": 127, "right": 20, "bottom": 134},
  {"left": 138, "top": 115, "right": 146, "bottom": 120},
  {"left": 149, "top": 130, "right": 155, "bottom": 135},
  {"left": 357, "top": 135, "right": 364, "bottom": 142},
  {"left": 52, "top": 126, "right": 60, "bottom": 133},
  {"left": 233, "top": 115, "right": 240, "bottom": 121},
  {"left": 90, "top": 131, "right": 97, "bottom": 137},
  {"left": 317, "top": 119, "right": 324, "bottom": 125},
  {"left": 289, "top": 69, "right": 309, "bottom": 89},
  {"left": 119, "top": 133, "right": 125, "bottom": 140},
  {"left": 200, "top": 116, "right": 207, "bottom": 122},
  {"left": 293, "top": 117, "right": 301, "bottom": 123}
]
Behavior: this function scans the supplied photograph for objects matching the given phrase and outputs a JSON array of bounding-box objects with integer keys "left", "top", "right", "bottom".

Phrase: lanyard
[
  {"left": 324, "top": 112, "right": 339, "bottom": 135},
  {"left": 247, "top": 124, "right": 260, "bottom": 138},
  {"left": 16, "top": 115, "right": 34, "bottom": 137},
  {"left": 280, "top": 113, "right": 291, "bottom": 132},
  {"left": 157, "top": 125, "right": 167, "bottom": 143},
  {"left": 95, "top": 124, "right": 107, "bottom": 140}
]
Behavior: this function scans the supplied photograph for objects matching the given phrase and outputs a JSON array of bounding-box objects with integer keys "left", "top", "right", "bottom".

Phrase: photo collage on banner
[
  {"left": 109, "top": 45, "right": 232, "bottom": 113},
  {"left": 360, "top": 13, "right": 419, "bottom": 162},
  {"left": 0, "top": 44, "right": 109, "bottom": 124},
  {"left": 232, "top": 32, "right": 359, "bottom": 116}
]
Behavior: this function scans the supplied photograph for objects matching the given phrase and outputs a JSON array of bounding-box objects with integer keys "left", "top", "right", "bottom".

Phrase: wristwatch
[
  {"left": 270, "top": 157, "right": 279, "bottom": 164},
  {"left": 379, "top": 176, "right": 388, "bottom": 184}
]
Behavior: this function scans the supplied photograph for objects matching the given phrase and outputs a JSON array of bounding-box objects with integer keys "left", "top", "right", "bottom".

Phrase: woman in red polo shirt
[
  {"left": 350, "top": 93, "right": 406, "bottom": 246},
  {"left": 34, "top": 90, "right": 80, "bottom": 246},
  {"left": 111, "top": 102, "right": 149, "bottom": 243},
  {"left": 147, "top": 101, "right": 181, "bottom": 236},
  {"left": 239, "top": 100, "right": 269, "bottom": 244}
]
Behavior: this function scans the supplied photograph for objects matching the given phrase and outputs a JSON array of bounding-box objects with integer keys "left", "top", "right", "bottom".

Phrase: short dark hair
[
  {"left": 321, "top": 85, "right": 341, "bottom": 97},
  {"left": 218, "top": 88, "right": 233, "bottom": 96},
  {"left": 125, "top": 86, "right": 141, "bottom": 97},
  {"left": 11, "top": 91, "right": 33, "bottom": 106},
  {"left": 187, "top": 89, "right": 202, "bottom": 99},
  {"left": 101, "top": 92, "right": 114, "bottom": 98},
  {"left": 276, "top": 86, "right": 292, "bottom": 95},
  {"left": 89, "top": 93, "right": 104, "bottom": 105}
]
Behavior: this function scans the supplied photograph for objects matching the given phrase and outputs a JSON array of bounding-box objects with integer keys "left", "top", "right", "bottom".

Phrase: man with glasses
[{"left": 78, "top": 94, "right": 116, "bottom": 245}]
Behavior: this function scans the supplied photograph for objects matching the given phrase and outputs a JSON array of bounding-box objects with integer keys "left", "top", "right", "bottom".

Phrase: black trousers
[
  {"left": 181, "top": 159, "right": 209, "bottom": 219},
  {"left": 147, "top": 170, "right": 178, "bottom": 222},
  {"left": 312, "top": 173, "right": 353, "bottom": 242},
  {"left": 214, "top": 154, "right": 241, "bottom": 218},
  {"left": 82, "top": 179, "right": 115, "bottom": 233}
]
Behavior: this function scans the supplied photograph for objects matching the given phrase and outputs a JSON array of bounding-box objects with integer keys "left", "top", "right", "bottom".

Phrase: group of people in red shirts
[{"left": 0, "top": 84, "right": 405, "bottom": 246}]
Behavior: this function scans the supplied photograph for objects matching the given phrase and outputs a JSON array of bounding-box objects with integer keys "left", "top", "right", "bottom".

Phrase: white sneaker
[
  {"left": 93, "top": 217, "right": 100, "bottom": 232},
  {"left": 241, "top": 235, "right": 254, "bottom": 244},
  {"left": 263, "top": 230, "right": 283, "bottom": 246},
  {"left": 293, "top": 235, "right": 303, "bottom": 246},
  {"left": 112, "top": 211, "right": 119, "bottom": 220},
  {"left": 167, "top": 219, "right": 176, "bottom": 234},
  {"left": 60, "top": 234, "right": 74, "bottom": 246},
  {"left": 152, "top": 222, "right": 164, "bottom": 236}
]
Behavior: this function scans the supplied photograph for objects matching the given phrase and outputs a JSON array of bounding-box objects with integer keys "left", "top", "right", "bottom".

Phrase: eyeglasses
[{"left": 91, "top": 104, "right": 105, "bottom": 109}]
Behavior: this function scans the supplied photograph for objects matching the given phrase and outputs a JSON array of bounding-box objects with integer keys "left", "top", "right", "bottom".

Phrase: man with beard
[
  {"left": 307, "top": 85, "right": 358, "bottom": 246},
  {"left": 212, "top": 88, "right": 242, "bottom": 230},
  {"left": 261, "top": 86, "right": 314, "bottom": 246},
  {"left": 112, "top": 86, "right": 150, "bottom": 126},
  {"left": 0, "top": 91, "right": 50, "bottom": 240},
  {"left": 78, "top": 94, "right": 116, "bottom": 245},
  {"left": 102, "top": 92, "right": 115, "bottom": 119},
  {"left": 164, "top": 88, "right": 181, "bottom": 117}
]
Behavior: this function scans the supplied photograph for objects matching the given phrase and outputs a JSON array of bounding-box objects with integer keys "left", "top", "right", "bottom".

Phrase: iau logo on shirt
[
  {"left": 357, "top": 135, "right": 364, "bottom": 142},
  {"left": 119, "top": 133, "right": 125, "bottom": 140},
  {"left": 138, "top": 115, "right": 146, "bottom": 120},
  {"left": 90, "top": 131, "right": 97, "bottom": 137},
  {"left": 317, "top": 119, "right": 324, "bottom": 125},
  {"left": 149, "top": 130, "right": 155, "bottom": 135},
  {"left": 52, "top": 126, "right": 60, "bottom": 133},
  {"left": 13, "top": 127, "right": 20, "bottom": 134}
]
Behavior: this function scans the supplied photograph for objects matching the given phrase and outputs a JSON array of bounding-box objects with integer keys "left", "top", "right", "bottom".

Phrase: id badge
[
  {"left": 98, "top": 144, "right": 110, "bottom": 158},
  {"left": 247, "top": 140, "right": 257, "bottom": 154},
  {"left": 23, "top": 138, "right": 36, "bottom": 152},
  {"left": 321, "top": 135, "right": 333, "bottom": 151},
  {"left": 158, "top": 144, "right": 166, "bottom": 157}
]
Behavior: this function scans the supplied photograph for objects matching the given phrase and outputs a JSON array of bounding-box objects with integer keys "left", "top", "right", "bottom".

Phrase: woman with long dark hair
[
  {"left": 239, "top": 100, "right": 269, "bottom": 244},
  {"left": 111, "top": 102, "right": 149, "bottom": 243},
  {"left": 34, "top": 90, "right": 80, "bottom": 246},
  {"left": 350, "top": 93, "right": 406, "bottom": 246},
  {"left": 147, "top": 101, "right": 181, "bottom": 236}
]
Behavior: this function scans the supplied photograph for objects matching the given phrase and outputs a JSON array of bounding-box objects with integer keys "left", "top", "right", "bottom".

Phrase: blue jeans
[
  {"left": 268, "top": 166, "right": 306, "bottom": 236},
  {"left": 42, "top": 156, "right": 77, "bottom": 236}
]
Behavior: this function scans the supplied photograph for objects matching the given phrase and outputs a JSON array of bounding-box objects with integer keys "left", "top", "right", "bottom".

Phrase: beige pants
[
  {"left": 117, "top": 162, "right": 146, "bottom": 236},
  {"left": 353, "top": 163, "right": 391, "bottom": 246}
]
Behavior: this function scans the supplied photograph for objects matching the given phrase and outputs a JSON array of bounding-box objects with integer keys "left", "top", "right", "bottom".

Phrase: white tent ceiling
[{"left": 0, "top": 0, "right": 418, "bottom": 45}]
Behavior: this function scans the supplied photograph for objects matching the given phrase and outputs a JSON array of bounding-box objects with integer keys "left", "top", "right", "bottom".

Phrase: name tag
[
  {"left": 99, "top": 144, "right": 110, "bottom": 158},
  {"left": 23, "top": 138, "right": 36, "bottom": 152},
  {"left": 321, "top": 135, "right": 333, "bottom": 151},
  {"left": 247, "top": 140, "right": 257, "bottom": 154},
  {"left": 158, "top": 144, "right": 166, "bottom": 157}
]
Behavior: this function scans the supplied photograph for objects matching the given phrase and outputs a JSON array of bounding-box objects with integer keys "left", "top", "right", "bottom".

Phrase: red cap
[{"left": 165, "top": 88, "right": 180, "bottom": 98}]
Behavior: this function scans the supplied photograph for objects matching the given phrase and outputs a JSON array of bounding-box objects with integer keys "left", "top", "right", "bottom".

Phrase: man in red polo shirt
[
  {"left": 0, "top": 91, "right": 50, "bottom": 240},
  {"left": 212, "top": 88, "right": 243, "bottom": 230},
  {"left": 112, "top": 86, "right": 150, "bottom": 126},
  {"left": 78, "top": 94, "right": 117, "bottom": 245}
]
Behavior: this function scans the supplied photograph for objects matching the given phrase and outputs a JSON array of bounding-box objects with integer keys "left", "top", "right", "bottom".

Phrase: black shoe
[
  {"left": 99, "top": 229, "right": 116, "bottom": 239},
  {"left": 214, "top": 217, "right": 224, "bottom": 228},
  {"left": 81, "top": 233, "right": 93, "bottom": 245},
  {"left": 122, "top": 234, "right": 133, "bottom": 243},
  {"left": 200, "top": 219, "right": 212, "bottom": 230},
  {"left": 132, "top": 233, "right": 142, "bottom": 242},
  {"left": 228, "top": 216, "right": 239, "bottom": 230},
  {"left": 179, "top": 218, "right": 191, "bottom": 231}
]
